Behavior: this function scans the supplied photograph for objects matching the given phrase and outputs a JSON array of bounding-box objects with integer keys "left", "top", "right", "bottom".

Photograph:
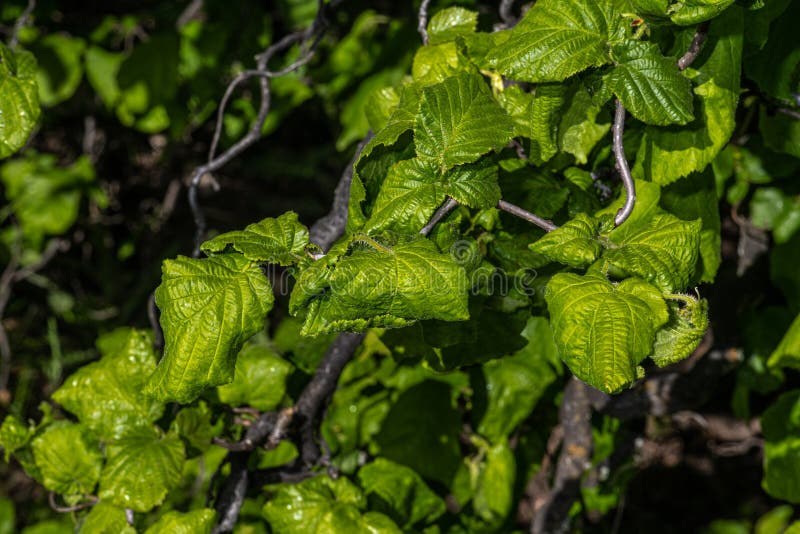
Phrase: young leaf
[
  {"left": 670, "top": 0, "right": 736, "bottom": 25},
  {"left": 98, "top": 428, "right": 185, "bottom": 512},
  {"left": 412, "top": 42, "right": 473, "bottom": 86},
  {"left": 365, "top": 157, "right": 500, "bottom": 234},
  {"left": 262, "top": 476, "right": 401, "bottom": 534},
  {"left": 77, "top": 501, "right": 136, "bottom": 534},
  {"left": 143, "top": 509, "right": 216, "bottom": 534},
  {"left": 604, "top": 213, "right": 702, "bottom": 293},
  {"left": 545, "top": 273, "right": 668, "bottom": 393},
  {"left": 216, "top": 345, "right": 293, "bottom": 411},
  {"left": 357, "top": 458, "right": 446, "bottom": 528},
  {"left": 651, "top": 296, "right": 708, "bottom": 367},
  {"left": 291, "top": 239, "right": 469, "bottom": 336},
  {"left": 528, "top": 213, "right": 602, "bottom": 269},
  {"left": 201, "top": 211, "right": 310, "bottom": 265},
  {"left": 633, "top": 8, "right": 743, "bottom": 184},
  {"left": 558, "top": 84, "right": 611, "bottom": 164},
  {"left": 31, "top": 423, "right": 102, "bottom": 497},
  {"left": 488, "top": 0, "right": 616, "bottom": 82},
  {"left": 497, "top": 84, "right": 566, "bottom": 165},
  {"left": 427, "top": 7, "right": 478, "bottom": 45},
  {"left": 0, "top": 415, "right": 32, "bottom": 461},
  {"left": 415, "top": 73, "right": 514, "bottom": 172},
  {"left": 606, "top": 41, "right": 694, "bottom": 126},
  {"left": 0, "top": 44, "right": 41, "bottom": 159},
  {"left": 53, "top": 328, "right": 163, "bottom": 440},
  {"left": 147, "top": 254, "right": 273, "bottom": 403}
]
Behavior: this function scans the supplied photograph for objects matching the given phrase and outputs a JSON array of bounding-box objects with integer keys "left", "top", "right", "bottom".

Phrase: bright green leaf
[
  {"left": 147, "top": 254, "right": 273, "bottom": 403},
  {"left": 761, "top": 391, "right": 800, "bottom": 502},
  {"left": 77, "top": 501, "right": 136, "bottom": 534},
  {"left": 0, "top": 415, "right": 32, "bottom": 461},
  {"left": 529, "top": 213, "right": 602, "bottom": 269},
  {"left": 606, "top": 41, "right": 694, "bottom": 126},
  {"left": 415, "top": 73, "right": 513, "bottom": 172},
  {"left": 201, "top": 212, "right": 310, "bottom": 265},
  {"left": 669, "top": 0, "right": 736, "bottom": 25},
  {"left": 768, "top": 313, "right": 800, "bottom": 370},
  {"left": 651, "top": 296, "right": 708, "bottom": 367},
  {"left": 31, "top": 422, "right": 102, "bottom": 497},
  {"left": 98, "top": 428, "right": 185, "bottom": 512},
  {"left": 488, "top": 0, "right": 617, "bottom": 82},
  {"left": 53, "top": 328, "right": 162, "bottom": 440},
  {"left": 427, "top": 7, "right": 478, "bottom": 45},
  {"left": 498, "top": 83, "right": 566, "bottom": 165},
  {"left": 558, "top": 84, "right": 611, "bottom": 164},
  {"left": 472, "top": 441, "right": 515, "bottom": 527},
  {"left": 217, "top": 345, "right": 293, "bottom": 411},
  {"left": 545, "top": 273, "right": 668, "bottom": 393},
  {"left": 291, "top": 239, "right": 469, "bottom": 336},
  {"left": 143, "top": 509, "right": 216, "bottom": 534},
  {"left": 0, "top": 43, "right": 40, "bottom": 159}
]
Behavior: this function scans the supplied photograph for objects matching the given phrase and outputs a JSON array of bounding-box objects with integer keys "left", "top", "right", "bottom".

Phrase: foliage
[{"left": 0, "top": 0, "right": 799, "bottom": 532}]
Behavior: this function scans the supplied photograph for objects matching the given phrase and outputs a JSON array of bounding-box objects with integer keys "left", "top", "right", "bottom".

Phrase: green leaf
[
  {"left": 427, "top": 7, "right": 478, "bottom": 45},
  {"left": 497, "top": 84, "right": 566, "bottom": 165},
  {"left": 143, "top": 509, "right": 216, "bottom": 534},
  {"left": 754, "top": 506, "right": 794, "bottom": 534},
  {"left": 365, "top": 157, "right": 499, "bottom": 234},
  {"left": 170, "top": 401, "right": 221, "bottom": 454},
  {"left": 651, "top": 296, "right": 708, "bottom": 367},
  {"left": 633, "top": 8, "right": 743, "bottom": 184},
  {"left": 77, "top": 501, "right": 136, "bottom": 534},
  {"left": 415, "top": 73, "right": 514, "bottom": 172},
  {"left": 217, "top": 344, "right": 293, "bottom": 411},
  {"left": 477, "top": 317, "right": 559, "bottom": 442},
  {"left": 201, "top": 212, "right": 310, "bottom": 265},
  {"left": 147, "top": 254, "right": 273, "bottom": 403},
  {"left": 291, "top": 239, "right": 469, "bottom": 336},
  {"left": 98, "top": 428, "right": 185, "bottom": 512},
  {"left": 262, "top": 476, "right": 401, "bottom": 534},
  {"left": 558, "top": 84, "right": 611, "bottom": 164},
  {"left": 33, "top": 34, "right": 86, "bottom": 107},
  {"left": 53, "top": 328, "right": 162, "bottom": 440},
  {"left": 529, "top": 213, "right": 602, "bottom": 269},
  {"left": 357, "top": 458, "right": 446, "bottom": 528},
  {"left": 606, "top": 41, "right": 694, "bottom": 126},
  {"left": 545, "top": 273, "right": 668, "bottom": 393},
  {"left": 1, "top": 153, "right": 97, "bottom": 246},
  {"left": 761, "top": 391, "right": 800, "bottom": 503},
  {"left": 488, "top": 0, "right": 617, "bottom": 83},
  {"left": 375, "top": 381, "right": 461, "bottom": 485},
  {"left": 604, "top": 213, "right": 702, "bottom": 293},
  {"left": 0, "top": 43, "right": 40, "bottom": 159},
  {"left": 669, "top": 0, "right": 736, "bottom": 25},
  {"left": 768, "top": 313, "right": 800, "bottom": 370},
  {"left": 660, "top": 170, "right": 722, "bottom": 283},
  {"left": 745, "top": 0, "right": 800, "bottom": 101},
  {"left": 31, "top": 422, "right": 102, "bottom": 497},
  {"left": 84, "top": 46, "right": 124, "bottom": 109},
  {"left": 0, "top": 499, "right": 14, "bottom": 534},
  {"left": 472, "top": 442, "right": 516, "bottom": 527},
  {"left": 411, "top": 42, "right": 474, "bottom": 86},
  {"left": 0, "top": 415, "right": 32, "bottom": 461}
]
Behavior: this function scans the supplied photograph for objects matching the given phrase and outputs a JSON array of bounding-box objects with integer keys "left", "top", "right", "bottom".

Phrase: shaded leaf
[{"left": 217, "top": 345, "right": 293, "bottom": 411}]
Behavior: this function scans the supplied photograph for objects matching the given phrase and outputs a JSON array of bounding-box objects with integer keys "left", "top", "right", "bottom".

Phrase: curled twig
[
  {"left": 48, "top": 492, "right": 98, "bottom": 513},
  {"left": 677, "top": 21, "right": 710, "bottom": 71},
  {"left": 418, "top": 0, "right": 431, "bottom": 45},
  {"left": 611, "top": 100, "right": 636, "bottom": 227}
]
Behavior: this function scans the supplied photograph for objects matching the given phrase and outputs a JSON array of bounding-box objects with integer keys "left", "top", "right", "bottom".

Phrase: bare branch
[
  {"left": 531, "top": 378, "right": 593, "bottom": 534},
  {"left": 177, "top": 0, "right": 204, "bottom": 29},
  {"left": 497, "top": 200, "right": 558, "bottom": 232},
  {"left": 418, "top": 0, "right": 432, "bottom": 45},
  {"left": 499, "top": 0, "right": 517, "bottom": 27},
  {"left": 211, "top": 453, "right": 249, "bottom": 534},
  {"left": 677, "top": 21, "right": 710, "bottom": 71},
  {"left": 9, "top": 0, "right": 36, "bottom": 49},
  {"left": 611, "top": 100, "right": 636, "bottom": 227},
  {"left": 420, "top": 197, "right": 459, "bottom": 237},
  {"left": 778, "top": 107, "right": 800, "bottom": 121},
  {"left": 48, "top": 492, "right": 97, "bottom": 513}
]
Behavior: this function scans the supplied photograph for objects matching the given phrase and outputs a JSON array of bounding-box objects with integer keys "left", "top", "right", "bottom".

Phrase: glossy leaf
[
  {"left": 529, "top": 213, "right": 602, "bottom": 269},
  {"left": 604, "top": 213, "right": 702, "bottom": 293},
  {"left": 670, "top": 0, "right": 736, "bottom": 25},
  {"left": 143, "top": 509, "right": 216, "bottom": 534},
  {"left": 77, "top": 501, "right": 136, "bottom": 534},
  {"left": 546, "top": 273, "right": 668, "bottom": 393},
  {"left": 290, "top": 239, "right": 469, "bottom": 336},
  {"left": 651, "top": 296, "right": 708, "bottom": 367},
  {"left": 147, "top": 254, "right": 273, "bottom": 403},
  {"left": 0, "top": 43, "right": 41, "bottom": 159},
  {"left": 98, "top": 428, "right": 185, "bottom": 512},
  {"left": 201, "top": 212, "right": 310, "bottom": 265},
  {"left": 53, "top": 328, "right": 162, "bottom": 440},
  {"left": 488, "top": 0, "right": 616, "bottom": 82},
  {"left": 415, "top": 73, "right": 514, "bottom": 172},
  {"left": 633, "top": 8, "right": 743, "bottom": 184},
  {"left": 357, "top": 458, "right": 446, "bottom": 528},
  {"left": 427, "top": 7, "right": 478, "bottom": 45},
  {"left": 606, "top": 41, "right": 694, "bottom": 126},
  {"left": 216, "top": 345, "right": 293, "bottom": 411},
  {"left": 31, "top": 423, "right": 102, "bottom": 497},
  {"left": 498, "top": 84, "right": 566, "bottom": 165}
]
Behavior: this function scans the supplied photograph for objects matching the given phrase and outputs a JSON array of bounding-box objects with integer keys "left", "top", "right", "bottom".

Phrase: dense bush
[{"left": 1, "top": 0, "right": 800, "bottom": 532}]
